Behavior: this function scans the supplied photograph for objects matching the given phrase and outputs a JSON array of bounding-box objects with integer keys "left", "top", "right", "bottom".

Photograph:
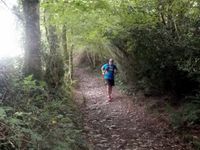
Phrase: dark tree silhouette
[{"left": 22, "top": 0, "right": 42, "bottom": 79}]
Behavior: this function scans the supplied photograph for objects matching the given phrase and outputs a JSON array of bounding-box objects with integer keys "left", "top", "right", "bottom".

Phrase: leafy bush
[
  {"left": 167, "top": 93, "right": 200, "bottom": 129},
  {"left": 0, "top": 64, "right": 87, "bottom": 149},
  {"left": 103, "top": 0, "right": 200, "bottom": 98},
  {"left": 108, "top": 22, "right": 199, "bottom": 97}
]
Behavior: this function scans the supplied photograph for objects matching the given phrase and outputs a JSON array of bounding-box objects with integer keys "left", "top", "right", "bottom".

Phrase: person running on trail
[{"left": 101, "top": 59, "right": 117, "bottom": 101}]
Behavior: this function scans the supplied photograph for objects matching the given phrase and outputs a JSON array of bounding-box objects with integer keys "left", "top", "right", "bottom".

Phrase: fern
[{"left": 0, "top": 75, "right": 87, "bottom": 149}]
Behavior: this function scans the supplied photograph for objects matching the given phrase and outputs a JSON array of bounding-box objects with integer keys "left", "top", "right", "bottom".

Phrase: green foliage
[
  {"left": 1, "top": 0, "right": 199, "bottom": 148},
  {"left": 105, "top": 0, "right": 200, "bottom": 96},
  {"left": 170, "top": 103, "right": 200, "bottom": 129},
  {"left": 41, "top": 0, "right": 117, "bottom": 55},
  {"left": 167, "top": 93, "right": 200, "bottom": 129},
  {"left": 41, "top": 0, "right": 199, "bottom": 96},
  {"left": 45, "top": 52, "right": 65, "bottom": 90},
  {"left": 0, "top": 61, "right": 87, "bottom": 150}
]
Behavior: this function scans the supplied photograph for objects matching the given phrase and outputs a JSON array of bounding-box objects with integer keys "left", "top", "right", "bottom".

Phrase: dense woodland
[{"left": 0, "top": 0, "right": 199, "bottom": 149}]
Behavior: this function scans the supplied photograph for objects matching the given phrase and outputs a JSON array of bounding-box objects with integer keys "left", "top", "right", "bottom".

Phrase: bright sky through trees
[{"left": 0, "top": 0, "right": 22, "bottom": 58}]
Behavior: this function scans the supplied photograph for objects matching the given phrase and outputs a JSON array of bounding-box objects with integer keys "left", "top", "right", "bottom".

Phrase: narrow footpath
[{"left": 74, "top": 67, "right": 192, "bottom": 150}]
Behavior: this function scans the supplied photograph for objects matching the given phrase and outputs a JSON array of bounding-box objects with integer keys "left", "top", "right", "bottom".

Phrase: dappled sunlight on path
[{"left": 74, "top": 67, "right": 191, "bottom": 150}]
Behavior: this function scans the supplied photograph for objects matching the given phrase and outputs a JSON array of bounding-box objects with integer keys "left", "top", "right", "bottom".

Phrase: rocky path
[{"left": 74, "top": 67, "right": 192, "bottom": 150}]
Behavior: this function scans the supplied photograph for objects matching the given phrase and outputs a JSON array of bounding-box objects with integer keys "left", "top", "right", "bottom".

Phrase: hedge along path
[{"left": 74, "top": 67, "right": 191, "bottom": 150}]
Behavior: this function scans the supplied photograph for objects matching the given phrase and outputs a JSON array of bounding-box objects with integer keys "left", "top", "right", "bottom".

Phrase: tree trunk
[
  {"left": 69, "top": 45, "right": 74, "bottom": 80},
  {"left": 62, "top": 25, "right": 68, "bottom": 61},
  {"left": 48, "top": 26, "right": 59, "bottom": 54},
  {"left": 22, "top": 0, "right": 42, "bottom": 79},
  {"left": 46, "top": 25, "right": 64, "bottom": 89}
]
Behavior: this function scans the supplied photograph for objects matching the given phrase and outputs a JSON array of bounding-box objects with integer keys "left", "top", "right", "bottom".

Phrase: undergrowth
[
  {"left": 160, "top": 93, "right": 200, "bottom": 149},
  {"left": 0, "top": 73, "right": 87, "bottom": 149}
]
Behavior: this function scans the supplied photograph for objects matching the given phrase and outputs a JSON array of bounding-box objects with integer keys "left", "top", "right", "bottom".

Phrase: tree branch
[
  {"left": 0, "top": 0, "right": 23, "bottom": 22},
  {"left": 0, "top": 0, "right": 10, "bottom": 10}
]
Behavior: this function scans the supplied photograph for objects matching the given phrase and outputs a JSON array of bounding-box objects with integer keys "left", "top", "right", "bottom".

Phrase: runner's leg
[
  {"left": 110, "top": 86, "right": 112, "bottom": 98},
  {"left": 107, "top": 85, "right": 110, "bottom": 98},
  {"left": 108, "top": 85, "right": 112, "bottom": 101}
]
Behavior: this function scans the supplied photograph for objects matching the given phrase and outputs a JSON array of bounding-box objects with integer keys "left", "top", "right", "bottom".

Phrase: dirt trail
[{"left": 74, "top": 67, "right": 191, "bottom": 150}]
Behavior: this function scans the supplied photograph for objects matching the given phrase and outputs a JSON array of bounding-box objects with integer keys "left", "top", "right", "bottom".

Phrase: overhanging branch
[
  {"left": 0, "top": 0, "right": 10, "bottom": 10},
  {"left": 0, "top": 0, "right": 23, "bottom": 22}
]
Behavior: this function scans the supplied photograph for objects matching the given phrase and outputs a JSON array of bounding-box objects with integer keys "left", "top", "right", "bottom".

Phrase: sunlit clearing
[{"left": 0, "top": 1, "right": 22, "bottom": 58}]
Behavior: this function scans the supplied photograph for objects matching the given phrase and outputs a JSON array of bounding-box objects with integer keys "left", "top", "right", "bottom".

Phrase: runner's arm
[{"left": 101, "top": 65, "right": 105, "bottom": 74}]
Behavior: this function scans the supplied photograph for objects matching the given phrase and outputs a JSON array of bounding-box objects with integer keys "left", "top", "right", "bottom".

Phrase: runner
[{"left": 101, "top": 58, "right": 117, "bottom": 101}]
